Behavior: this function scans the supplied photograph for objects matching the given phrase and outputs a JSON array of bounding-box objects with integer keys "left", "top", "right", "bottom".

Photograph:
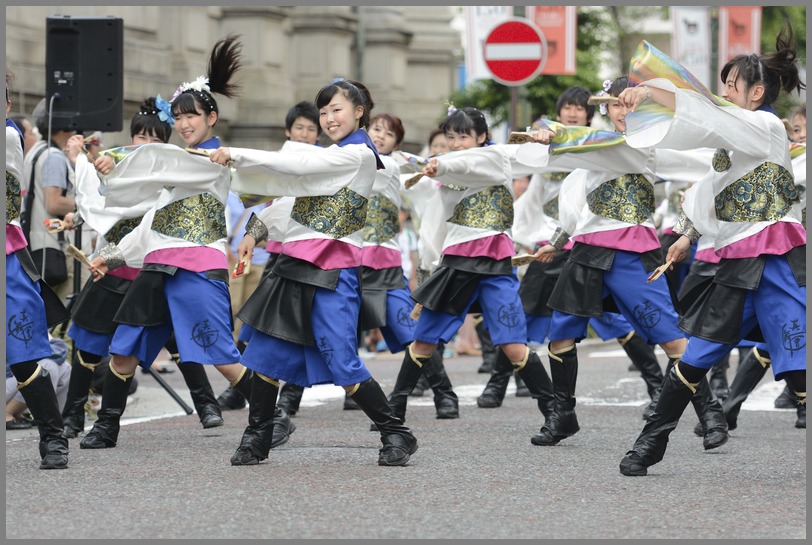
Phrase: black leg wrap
[
  {"left": 177, "top": 362, "right": 224, "bottom": 429},
  {"left": 477, "top": 348, "right": 513, "bottom": 408},
  {"left": 61, "top": 351, "right": 99, "bottom": 438},
  {"left": 514, "top": 350, "right": 555, "bottom": 421},
  {"left": 231, "top": 373, "right": 280, "bottom": 465},
  {"left": 708, "top": 353, "right": 731, "bottom": 401},
  {"left": 475, "top": 318, "right": 496, "bottom": 374},
  {"left": 620, "top": 333, "right": 664, "bottom": 419},
  {"left": 80, "top": 366, "right": 134, "bottom": 449},
  {"left": 720, "top": 348, "right": 769, "bottom": 430},
  {"left": 619, "top": 362, "right": 696, "bottom": 476},
  {"left": 691, "top": 377, "right": 729, "bottom": 449},
  {"left": 277, "top": 382, "right": 305, "bottom": 416},
  {"left": 386, "top": 347, "right": 428, "bottom": 423},
  {"left": 229, "top": 368, "right": 254, "bottom": 408},
  {"left": 18, "top": 367, "right": 69, "bottom": 469},
  {"left": 410, "top": 373, "right": 430, "bottom": 397},
  {"left": 352, "top": 378, "right": 418, "bottom": 466},
  {"left": 532, "top": 345, "right": 579, "bottom": 446},
  {"left": 424, "top": 349, "right": 459, "bottom": 419}
]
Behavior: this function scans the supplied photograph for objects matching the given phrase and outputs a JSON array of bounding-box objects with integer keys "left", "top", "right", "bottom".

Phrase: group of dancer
[{"left": 5, "top": 26, "right": 805, "bottom": 477}]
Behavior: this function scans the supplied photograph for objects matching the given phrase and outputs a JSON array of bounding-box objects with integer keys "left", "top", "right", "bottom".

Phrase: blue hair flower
[
  {"left": 332, "top": 77, "right": 346, "bottom": 84},
  {"left": 154, "top": 95, "right": 175, "bottom": 127}
]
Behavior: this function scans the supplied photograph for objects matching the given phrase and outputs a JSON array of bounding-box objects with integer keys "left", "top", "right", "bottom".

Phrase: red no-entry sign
[{"left": 482, "top": 18, "right": 548, "bottom": 86}]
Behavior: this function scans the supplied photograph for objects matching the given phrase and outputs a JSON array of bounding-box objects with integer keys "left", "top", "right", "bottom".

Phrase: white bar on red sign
[{"left": 484, "top": 43, "right": 543, "bottom": 61}]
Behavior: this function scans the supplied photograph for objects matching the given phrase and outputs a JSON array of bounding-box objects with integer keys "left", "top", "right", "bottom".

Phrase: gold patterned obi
[
  {"left": 291, "top": 187, "right": 368, "bottom": 239},
  {"left": 667, "top": 187, "right": 686, "bottom": 215},
  {"left": 106, "top": 216, "right": 144, "bottom": 245},
  {"left": 449, "top": 185, "right": 513, "bottom": 231},
  {"left": 363, "top": 195, "right": 400, "bottom": 244},
  {"left": 151, "top": 192, "right": 226, "bottom": 245},
  {"left": 6, "top": 171, "right": 21, "bottom": 223},
  {"left": 543, "top": 196, "right": 559, "bottom": 220},
  {"left": 547, "top": 171, "right": 568, "bottom": 182},
  {"left": 586, "top": 174, "right": 654, "bottom": 224},
  {"left": 715, "top": 162, "right": 799, "bottom": 222}
]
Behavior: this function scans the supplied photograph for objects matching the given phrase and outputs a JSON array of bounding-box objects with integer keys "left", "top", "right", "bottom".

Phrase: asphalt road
[{"left": 5, "top": 341, "right": 806, "bottom": 539}]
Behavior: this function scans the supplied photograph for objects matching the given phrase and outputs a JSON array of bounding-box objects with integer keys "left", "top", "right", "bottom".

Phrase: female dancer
[
  {"left": 210, "top": 79, "right": 418, "bottom": 467},
  {"left": 60, "top": 96, "right": 226, "bottom": 437},
  {"left": 6, "top": 73, "right": 71, "bottom": 468},
  {"left": 390, "top": 106, "right": 555, "bottom": 432},
  {"left": 81, "top": 35, "right": 252, "bottom": 450},
  {"left": 526, "top": 77, "right": 724, "bottom": 449},
  {"left": 615, "top": 30, "right": 805, "bottom": 476}
]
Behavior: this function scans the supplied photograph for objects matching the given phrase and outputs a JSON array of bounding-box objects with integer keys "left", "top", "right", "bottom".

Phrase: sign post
[{"left": 482, "top": 18, "right": 548, "bottom": 131}]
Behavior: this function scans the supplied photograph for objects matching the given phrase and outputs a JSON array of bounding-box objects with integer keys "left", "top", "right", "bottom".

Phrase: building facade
[{"left": 6, "top": 5, "right": 463, "bottom": 153}]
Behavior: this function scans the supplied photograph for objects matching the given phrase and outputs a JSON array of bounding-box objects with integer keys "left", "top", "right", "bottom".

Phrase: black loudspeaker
[{"left": 45, "top": 16, "right": 123, "bottom": 132}]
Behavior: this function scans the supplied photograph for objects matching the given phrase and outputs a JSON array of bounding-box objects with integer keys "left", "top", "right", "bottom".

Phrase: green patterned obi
[
  {"left": 586, "top": 174, "right": 654, "bottom": 224},
  {"left": 667, "top": 187, "right": 685, "bottom": 215},
  {"left": 715, "top": 162, "right": 799, "bottom": 222},
  {"left": 291, "top": 187, "right": 368, "bottom": 239},
  {"left": 543, "top": 196, "right": 559, "bottom": 220},
  {"left": 449, "top": 185, "right": 513, "bottom": 231},
  {"left": 363, "top": 195, "right": 400, "bottom": 244},
  {"left": 106, "top": 216, "right": 144, "bottom": 245},
  {"left": 151, "top": 193, "right": 226, "bottom": 244},
  {"left": 547, "top": 171, "right": 568, "bottom": 182},
  {"left": 6, "top": 171, "right": 21, "bottom": 223}
]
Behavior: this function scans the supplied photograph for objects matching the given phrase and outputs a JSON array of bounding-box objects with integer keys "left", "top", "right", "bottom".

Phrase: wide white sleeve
[
  {"left": 516, "top": 140, "right": 651, "bottom": 174},
  {"left": 100, "top": 144, "right": 228, "bottom": 208},
  {"left": 229, "top": 145, "right": 366, "bottom": 197},
  {"left": 6, "top": 126, "right": 24, "bottom": 183},
  {"left": 653, "top": 148, "right": 714, "bottom": 185},
  {"left": 75, "top": 155, "right": 159, "bottom": 236},
  {"left": 511, "top": 173, "right": 545, "bottom": 248},
  {"left": 557, "top": 169, "right": 589, "bottom": 236},
  {"left": 625, "top": 78, "right": 771, "bottom": 159},
  {"left": 432, "top": 146, "right": 510, "bottom": 189}
]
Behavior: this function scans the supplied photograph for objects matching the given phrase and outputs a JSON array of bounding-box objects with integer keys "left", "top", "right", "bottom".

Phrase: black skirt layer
[
  {"left": 15, "top": 247, "right": 70, "bottom": 327},
  {"left": 547, "top": 243, "right": 670, "bottom": 318},
  {"left": 518, "top": 249, "right": 569, "bottom": 316},
  {"left": 114, "top": 264, "right": 230, "bottom": 327},
  {"left": 71, "top": 274, "right": 132, "bottom": 334},
  {"left": 679, "top": 246, "right": 805, "bottom": 344},
  {"left": 237, "top": 253, "right": 348, "bottom": 346},
  {"left": 409, "top": 255, "right": 512, "bottom": 315},
  {"left": 359, "top": 266, "right": 407, "bottom": 330}
]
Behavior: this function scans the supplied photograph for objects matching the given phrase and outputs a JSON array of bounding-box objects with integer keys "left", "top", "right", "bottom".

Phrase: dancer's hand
[{"left": 667, "top": 235, "right": 692, "bottom": 263}]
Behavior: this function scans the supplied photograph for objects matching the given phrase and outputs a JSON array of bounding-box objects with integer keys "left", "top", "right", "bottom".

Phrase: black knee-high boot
[
  {"left": 477, "top": 347, "right": 514, "bottom": 408},
  {"left": 475, "top": 316, "right": 496, "bottom": 374},
  {"left": 783, "top": 371, "right": 806, "bottom": 429},
  {"left": 177, "top": 361, "right": 224, "bottom": 429},
  {"left": 618, "top": 331, "right": 664, "bottom": 420},
  {"left": 675, "top": 357, "right": 728, "bottom": 449},
  {"left": 277, "top": 382, "right": 305, "bottom": 416},
  {"left": 231, "top": 372, "right": 280, "bottom": 465},
  {"left": 230, "top": 367, "right": 253, "bottom": 404},
  {"left": 619, "top": 360, "right": 699, "bottom": 476},
  {"left": 61, "top": 351, "right": 101, "bottom": 438},
  {"left": 720, "top": 347, "right": 769, "bottom": 430},
  {"left": 424, "top": 348, "right": 459, "bottom": 419},
  {"left": 387, "top": 345, "right": 430, "bottom": 423},
  {"left": 14, "top": 362, "right": 69, "bottom": 469},
  {"left": 708, "top": 353, "right": 731, "bottom": 401},
  {"left": 532, "top": 344, "right": 578, "bottom": 446},
  {"left": 79, "top": 363, "right": 135, "bottom": 449},
  {"left": 351, "top": 378, "right": 418, "bottom": 466},
  {"left": 511, "top": 349, "right": 555, "bottom": 425}
]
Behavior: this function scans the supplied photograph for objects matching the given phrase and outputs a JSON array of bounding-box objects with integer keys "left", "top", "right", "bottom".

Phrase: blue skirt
[
  {"left": 240, "top": 268, "right": 372, "bottom": 387},
  {"left": 6, "top": 253, "right": 52, "bottom": 366}
]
